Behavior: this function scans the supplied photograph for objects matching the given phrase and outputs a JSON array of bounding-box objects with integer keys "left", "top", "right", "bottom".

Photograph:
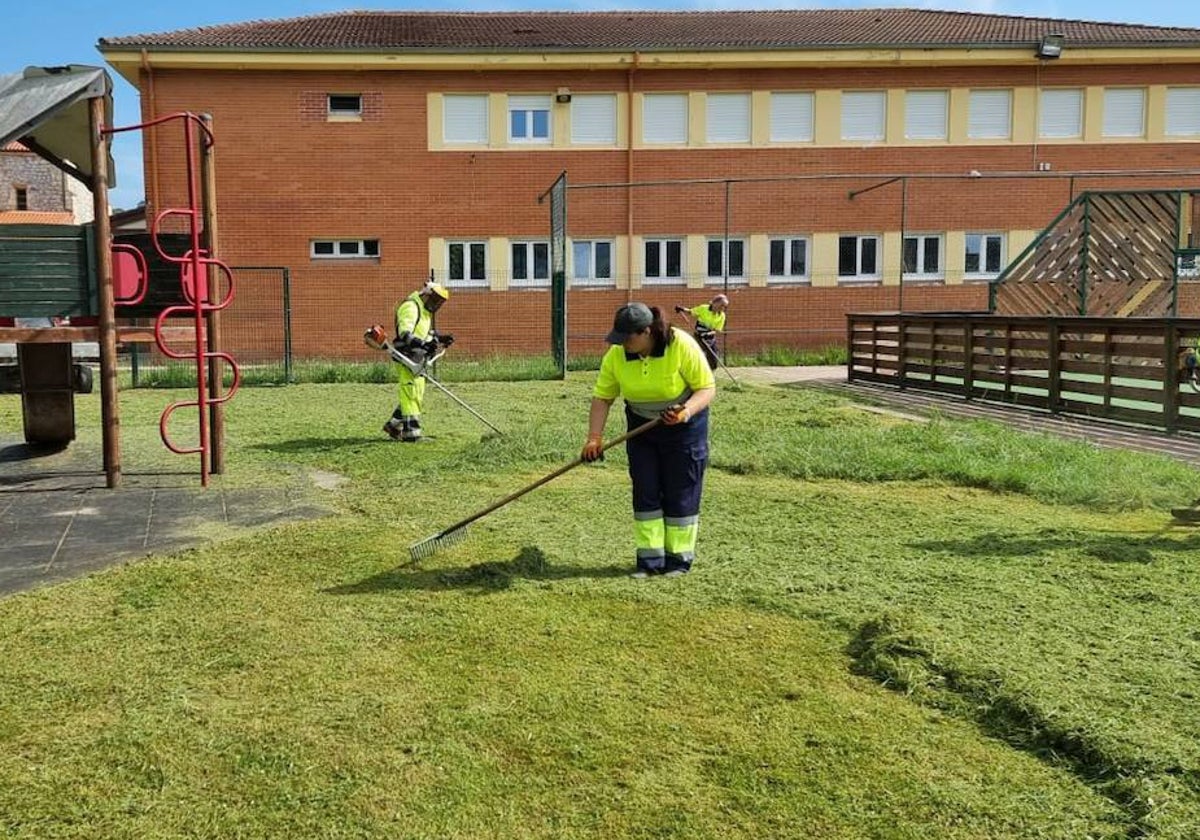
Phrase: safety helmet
[{"left": 423, "top": 281, "right": 450, "bottom": 301}]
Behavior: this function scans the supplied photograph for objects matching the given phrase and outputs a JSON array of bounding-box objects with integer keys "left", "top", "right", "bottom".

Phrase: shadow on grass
[
  {"left": 912, "top": 528, "right": 1200, "bottom": 564},
  {"left": 250, "top": 437, "right": 391, "bottom": 454},
  {"left": 326, "top": 545, "right": 629, "bottom": 596},
  {"left": 0, "top": 442, "right": 69, "bottom": 462}
]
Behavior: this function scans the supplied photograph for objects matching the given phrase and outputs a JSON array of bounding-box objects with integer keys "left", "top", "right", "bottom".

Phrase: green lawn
[{"left": 1, "top": 378, "right": 1198, "bottom": 838}]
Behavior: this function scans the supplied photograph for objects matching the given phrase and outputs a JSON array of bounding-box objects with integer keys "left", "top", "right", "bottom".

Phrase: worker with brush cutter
[
  {"left": 583, "top": 302, "right": 716, "bottom": 578},
  {"left": 382, "top": 280, "right": 453, "bottom": 442},
  {"left": 675, "top": 293, "right": 728, "bottom": 370}
]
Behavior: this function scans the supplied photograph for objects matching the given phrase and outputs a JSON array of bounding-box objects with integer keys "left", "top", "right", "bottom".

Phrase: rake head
[{"left": 408, "top": 524, "right": 469, "bottom": 562}]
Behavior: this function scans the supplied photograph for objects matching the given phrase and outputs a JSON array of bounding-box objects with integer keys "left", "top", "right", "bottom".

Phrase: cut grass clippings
[{"left": 1, "top": 376, "right": 1198, "bottom": 837}]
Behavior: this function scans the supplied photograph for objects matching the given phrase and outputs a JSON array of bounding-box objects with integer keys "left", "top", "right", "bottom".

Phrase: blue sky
[{"left": 3, "top": 0, "right": 1196, "bottom": 210}]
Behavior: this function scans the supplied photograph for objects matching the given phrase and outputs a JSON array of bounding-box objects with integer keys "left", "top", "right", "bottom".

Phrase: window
[
  {"left": 327, "top": 94, "right": 362, "bottom": 118},
  {"left": 571, "top": 94, "right": 616, "bottom": 144},
  {"left": 447, "top": 241, "right": 488, "bottom": 286},
  {"left": 643, "top": 94, "right": 688, "bottom": 144},
  {"left": 511, "top": 241, "right": 550, "bottom": 287},
  {"left": 1039, "top": 89, "right": 1083, "bottom": 139},
  {"left": 841, "top": 91, "right": 886, "bottom": 142},
  {"left": 14, "top": 187, "right": 28, "bottom": 211},
  {"left": 905, "top": 90, "right": 947, "bottom": 140},
  {"left": 768, "top": 237, "right": 809, "bottom": 282},
  {"left": 644, "top": 238, "right": 684, "bottom": 283},
  {"left": 1166, "top": 87, "right": 1200, "bottom": 136},
  {"left": 838, "top": 235, "right": 881, "bottom": 280},
  {"left": 310, "top": 239, "right": 380, "bottom": 259},
  {"left": 902, "top": 234, "right": 944, "bottom": 279},
  {"left": 770, "top": 92, "right": 814, "bottom": 142},
  {"left": 968, "top": 89, "right": 1012, "bottom": 140},
  {"left": 965, "top": 233, "right": 1006, "bottom": 278},
  {"left": 1103, "top": 88, "right": 1145, "bottom": 137},
  {"left": 444, "top": 94, "right": 488, "bottom": 144},
  {"left": 571, "top": 240, "right": 613, "bottom": 286},
  {"left": 706, "top": 93, "right": 751, "bottom": 144},
  {"left": 706, "top": 238, "right": 745, "bottom": 283},
  {"left": 509, "top": 95, "right": 551, "bottom": 142}
]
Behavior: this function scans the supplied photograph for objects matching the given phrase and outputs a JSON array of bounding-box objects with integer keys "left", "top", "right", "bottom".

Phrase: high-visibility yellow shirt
[
  {"left": 395, "top": 292, "right": 434, "bottom": 341},
  {"left": 593, "top": 327, "right": 716, "bottom": 419},
  {"left": 690, "top": 304, "right": 726, "bottom": 332}
]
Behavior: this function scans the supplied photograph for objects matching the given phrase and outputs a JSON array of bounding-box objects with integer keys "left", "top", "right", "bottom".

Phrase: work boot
[
  {"left": 383, "top": 420, "right": 403, "bottom": 440},
  {"left": 400, "top": 417, "right": 423, "bottom": 442}
]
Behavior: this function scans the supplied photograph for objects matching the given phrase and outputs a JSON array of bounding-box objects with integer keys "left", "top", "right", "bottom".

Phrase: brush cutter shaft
[
  {"left": 418, "top": 369, "right": 504, "bottom": 436},
  {"left": 431, "top": 418, "right": 662, "bottom": 538}
]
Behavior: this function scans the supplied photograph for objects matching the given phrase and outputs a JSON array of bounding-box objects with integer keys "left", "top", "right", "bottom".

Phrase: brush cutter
[
  {"left": 673, "top": 309, "right": 740, "bottom": 387},
  {"left": 363, "top": 325, "right": 503, "bottom": 437},
  {"left": 408, "top": 417, "right": 662, "bottom": 561}
]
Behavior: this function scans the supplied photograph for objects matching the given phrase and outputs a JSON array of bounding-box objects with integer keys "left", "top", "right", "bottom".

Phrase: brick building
[
  {"left": 0, "top": 141, "right": 93, "bottom": 226},
  {"left": 97, "top": 10, "right": 1200, "bottom": 360}
]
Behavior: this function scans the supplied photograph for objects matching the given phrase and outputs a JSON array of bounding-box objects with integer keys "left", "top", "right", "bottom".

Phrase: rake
[
  {"left": 408, "top": 417, "right": 662, "bottom": 561},
  {"left": 673, "top": 311, "right": 740, "bottom": 388}
]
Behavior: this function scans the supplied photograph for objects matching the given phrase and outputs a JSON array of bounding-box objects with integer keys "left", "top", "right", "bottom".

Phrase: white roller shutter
[
  {"left": 1102, "top": 88, "right": 1145, "bottom": 137},
  {"left": 905, "top": 90, "right": 947, "bottom": 140},
  {"left": 443, "top": 94, "right": 488, "bottom": 144},
  {"left": 706, "top": 93, "right": 751, "bottom": 143},
  {"left": 770, "top": 92, "right": 814, "bottom": 142},
  {"left": 841, "top": 91, "right": 886, "bottom": 141},
  {"left": 1039, "top": 89, "right": 1083, "bottom": 138},
  {"left": 570, "top": 94, "right": 616, "bottom": 144},
  {"left": 643, "top": 93, "right": 688, "bottom": 144},
  {"left": 968, "top": 90, "right": 1012, "bottom": 139},
  {"left": 1166, "top": 87, "right": 1200, "bottom": 136}
]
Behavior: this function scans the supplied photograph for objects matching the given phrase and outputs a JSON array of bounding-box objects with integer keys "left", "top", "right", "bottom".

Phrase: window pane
[
  {"left": 533, "top": 243, "right": 549, "bottom": 278},
  {"left": 449, "top": 243, "right": 464, "bottom": 280},
  {"left": 512, "top": 243, "right": 528, "bottom": 280},
  {"left": 338, "top": 241, "right": 359, "bottom": 255},
  {"left": 666, "top": 241, "right": 682, "bottom": 277},
  {"left": 707, "top": 241, "right": 724, "bottom": 277},
  {"left": 328, "top": 94, "right": 361, "bottom": 114},
  {"left": 965, "top": 235, "right": 982, "bottom": 273},
  {"left": 595, "top": 242, "right": 612, "bottom": 278},
  {"left": 469, "top": 243, "right": 486, "bottom": 280},
  {"left": 903, "top": 238, "right": 918, "bottom": 273},
  {"left": 790, "top": 239, "right": 807, "bottom": 275},
  {"left": 769, "top": 240, "right": 785, "bottom": 275},
  {"left": 729, "top": 240, "right": 744, "bottom": 276},
  {"left": 986, "top": 237, "right": 1003, "bottom": 273},
  {"left": 923, "top": 237, "right": 940, "bottom": 274},
  {"left": 313, "top": 241, "right": 334, "bottom": 255},
  {"left": 363, "top": 240, "right": 379, "bottom": 257},
  {"left": 838, "top": 237, "right": 857, "bottom": 276},
  {"left": 645, "top": 241, "right": 661, "bottom": 277},
  {"left": 532, "top": 109, "right": 549, "bottom": 138},
  {"left": 511, "top": 110, "right": 527, "bottom": 138},
  {"left": 573, "top": 242, "right": 592, "bottom": 279},
  {"left": 861, "top": 238, "right": 878, "bottom": 275}
]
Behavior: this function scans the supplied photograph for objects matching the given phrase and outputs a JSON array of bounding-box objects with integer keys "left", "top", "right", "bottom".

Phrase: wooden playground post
[
  {"left": 89, "top": 95, "right": 120, "bottom": 489},
  {"left": 200, "top": 113, "right": 225, "bottom": 475}
]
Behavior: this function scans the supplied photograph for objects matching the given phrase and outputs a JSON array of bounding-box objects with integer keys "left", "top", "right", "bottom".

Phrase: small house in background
[{"left": 0, "top": 140, "right": 93, "bottom": 225}]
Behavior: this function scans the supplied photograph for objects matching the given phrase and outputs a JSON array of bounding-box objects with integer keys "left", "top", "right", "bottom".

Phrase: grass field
[{"left": 1, "top": 376, "right": 1199, "bottom": 838}]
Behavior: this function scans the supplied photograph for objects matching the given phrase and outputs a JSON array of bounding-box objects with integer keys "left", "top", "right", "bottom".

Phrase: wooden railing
[{"left": 847, "top": 312, "right": 1200, "bottom": 432}]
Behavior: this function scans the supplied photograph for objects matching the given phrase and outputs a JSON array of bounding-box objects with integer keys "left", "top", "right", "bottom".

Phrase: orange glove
[
  {"left": 581, "top": 434, "right": 605, "bottom": 462},
  {"left": 661, "top": 404, "right": 690, "bottom": 425}
]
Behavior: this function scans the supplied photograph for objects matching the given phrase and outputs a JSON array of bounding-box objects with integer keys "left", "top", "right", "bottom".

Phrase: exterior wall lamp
[{"left": 1036, "top": 33, "right": 1065, "bottom": 59}]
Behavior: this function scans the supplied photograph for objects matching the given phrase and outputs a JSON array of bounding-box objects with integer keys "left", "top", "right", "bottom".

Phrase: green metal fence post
[{"left": 282, "top": 267, "right": 294, "bottom": 382}]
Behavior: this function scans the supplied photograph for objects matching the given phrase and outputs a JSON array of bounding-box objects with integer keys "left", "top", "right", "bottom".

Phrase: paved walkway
[
  {"left": 729, "top": 365, "right": 1200, "bottom": 469},
  {"left": 0, "top": 438, "right": 331, "bottom": 597}
]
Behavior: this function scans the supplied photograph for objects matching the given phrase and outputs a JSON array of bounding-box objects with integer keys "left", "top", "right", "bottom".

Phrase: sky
[{"left": 3, "top": 0, "right": 1197, "bottom": 210}]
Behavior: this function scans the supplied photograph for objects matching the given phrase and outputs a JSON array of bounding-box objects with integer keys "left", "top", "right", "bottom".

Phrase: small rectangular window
[
  {"left": 968, "top": 90, "right": 1012, "bottom": 139},
  {"left": 1040, "top": 89, "right": 1083, "bottom": 139},
  {"left": 509, "top": 95, "right": 552, "bottom": 142},
  {"left": 770, "top": 92, "right": 814, "bottom": 142},
  {"left": 327, "top": 94, "right": 362, "bottom": 118},
  {"left": 310, "top": 239, "right": 379, "bottom": 260},
  {"left": 447, "top": 241, "right": 488, "bottom": 286},
  {"left": 1103, "top": 88, "right": 1146, "bottom": 138},
  {"left": 643, "top": 94, "right": 688, "bottom": 144},
  {"left": 571, "top": 240, "right": 614, "bottom": 286},
  {"left": 838, "top": 235, "right": 881, "bottom": 280},
  {"left": 903, "top": 235, "right": 944, "bottom": 278},
  {"left": 1166, "top": 87, "right": 1200, "bottom": 136},
  {"left": 706, "top": 93, "right": 751, "bottom": 144},
  {"left": 905, "top": 90, "right": 947, "bottom": 140},
  {"left": 444, "top": 94, "right": 489, "bottom": 144},
  {"left": 841, "top": 91, "right": 886, "bottom": 142},
  {"left": 571, "top": 94, "right": 617, "bottom": 144},
  {"left": 511, "top": 241, "right": 550, "bottom": 288},
  {"left": 14, "top": 187, "right": 28, "bottom": 211},
  {"left": 706, "top": 238, "right": 745, "bottom": 282},
  {"left": 965, "top": 233, "right": 1005, "bottom": 278},
  {"left": 768, "top": 237, "right": 809, "bottom": 282},
  {"left": 644, "top": 238, "right": 684, "bottom": 284}
]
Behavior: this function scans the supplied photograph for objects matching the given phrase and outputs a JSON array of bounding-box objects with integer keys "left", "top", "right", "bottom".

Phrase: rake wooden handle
[{"left": 434, "top": 417, "right": 663, "bottom": 538}]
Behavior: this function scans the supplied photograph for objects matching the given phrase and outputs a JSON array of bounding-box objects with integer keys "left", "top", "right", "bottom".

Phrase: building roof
[
  {"left": 98, "top": 9, "right": 1200, "bottom": 53},
  {"left": 0, "top": 211, "right": 75, "bottom": 225},
  {"left": 2, "top": 140, "right": 30, "bottom": 152}
]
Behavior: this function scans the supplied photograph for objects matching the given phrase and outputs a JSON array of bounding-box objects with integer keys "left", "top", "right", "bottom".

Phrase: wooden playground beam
[
  {"left": 0, "top": 326, "right": 196, "bottom": 343},
  {"left": 90, "top": 95, "right": 120, "bottom": 489}
]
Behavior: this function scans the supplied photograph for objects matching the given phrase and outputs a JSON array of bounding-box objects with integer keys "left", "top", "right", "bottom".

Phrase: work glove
[
  {"left": 661, "top": 404, "right": 691, "bottom": 426},
  {"left": 581, "top": 434, "right": 605, "bottom": 463},
  {"left": 421, "top": 338, "right": 440, "bottom": 354},
  {"left": 674, "top": 305, "right": 688, "bottom": 315},
  {"left": 438, "top": 333, "right": 455, "bottom": 347}
]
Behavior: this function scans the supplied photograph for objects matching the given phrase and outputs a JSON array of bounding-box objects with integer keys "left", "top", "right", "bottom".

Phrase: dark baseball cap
[{"left": 605, "top": 302, "right": 654, "bottom": 344}]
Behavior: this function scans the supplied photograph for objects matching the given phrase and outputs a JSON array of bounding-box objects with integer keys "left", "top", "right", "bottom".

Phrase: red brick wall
[{"left": 133, "top": 63, "right": 1199, "bottom": 360}]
